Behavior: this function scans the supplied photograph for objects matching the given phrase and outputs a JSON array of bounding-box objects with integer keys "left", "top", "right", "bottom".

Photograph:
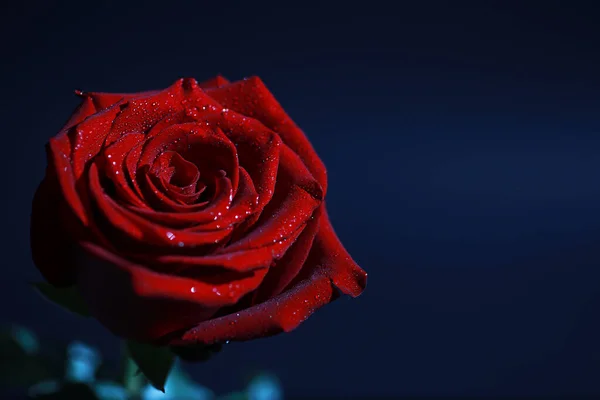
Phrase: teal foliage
[{"left": 1, "top": 324, "right": 284, "bottom": 400}]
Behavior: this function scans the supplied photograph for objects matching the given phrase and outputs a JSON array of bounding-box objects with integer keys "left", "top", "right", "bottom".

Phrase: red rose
[{"left": 31, "top": 76, "right": 367, "bottom": 345}]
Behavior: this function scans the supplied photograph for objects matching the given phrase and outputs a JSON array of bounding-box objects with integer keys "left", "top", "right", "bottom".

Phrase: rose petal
[
  {"left": 31, "top": 96, "right": 98, "bottom": 286},
  {"left": 198, "top": 75, "right": 230, "bottom": 89},
  {"left": 138, "top": 123, "right": 239, "bottom": 193},
  {"left": 142, "top": 172, "right": 230, "bottom": 213},
  {"left": 172, "top": 268, "right": 337, "bottom": 345},
  {"left": 252, "top": 206, "right": 322, "bottom": 303},
  {"left": 76, "top": 89, "right": 158, "bottom": 111},
  {"left": 148, "top": 172, "right": 208, "bottom": 207},
  {"left": 104, "top": 78, "right": 221, "bottom": 146},
  {"left": 67, "top": 100, "right": 124, "bottom": 179},
  {"left": 290, "top": 205, "right": 367, "bottom": 298},
  {"left": 153, "top": 152, "right": 200, "bottom": 192},
  {"left": 76, "top": 242, "right": 269, "bottom": 342},
  {"left": 88, "top": 163, "right": 233, "bottom": 251},
  {"left": 149, "top": 152, "right": 204, "bottom": 205},
  {"left": 150, "top": 221, "right": 304, "bottom": 274},
  {"left": 46, "top": 100, "right": 100, "bottom": 226},
  {"left": 205, "top": 76, "right": 328, "bottom": 194},
  {"left": 102, "top": 133, "right": 148, "bottom": 208},
  {"left": 30, "top": 173, "right": 78, "bottom": 286},
  {"left": 226, "top": 144, "right": 322, "bottom": 252},
  {"left": 217, "top": 110, "right": 280, "bottom": 213},
  {"left": 128, "top": 167, "right": 256, "bottom": 230}
]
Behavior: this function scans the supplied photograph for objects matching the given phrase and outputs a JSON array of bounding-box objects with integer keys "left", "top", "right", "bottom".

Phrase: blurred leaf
[
  {"left": 0, "top": 326, "right": 54, "bottom": 387},
  {"left": 29, "top": 382, "right": 99, "bottom": 399},
  {"left": 27, "top": 380, "right": 61, "bottom": 398},
  {"left": 65, "top": 341, "right": 102, "bottom": 383},
  {"left": 145, "top": 359, "right": 214, "bottom": 400},
  {"left": 126, "top": 341, "right": 174, "bottom": 393},
  {"left": 246, "top": 373, "right": 282, "bottom": 400},
  {"left": 1, "top": 325, "right": 34, "bottom": 359},
  {"left": 217, "top": 392, "right": 248, "bottom": 400},
  {"left": 32, "top": 282, "right": 90, "bottom": 317},
  {"left": 0, "top": 354, "right": 53, "bottom": 388},
  {"left": 121, "top": 356, "right": 144, "bottom": 396},
  {"left": 10, "top": 325, "right": 40, "bottom": 355},
  {"left": 93, "top": 381, "right": 129, "bottom": 400}
]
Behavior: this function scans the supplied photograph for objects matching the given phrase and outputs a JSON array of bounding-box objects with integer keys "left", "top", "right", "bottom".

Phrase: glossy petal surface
[{"left": 30, "top": 76, "right": 367, "bottom": 345}]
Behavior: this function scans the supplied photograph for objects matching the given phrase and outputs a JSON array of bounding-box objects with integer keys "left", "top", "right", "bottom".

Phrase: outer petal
[
  {"left": 104, "top": 78, "right": 222, "bottom": 146},
  {"left": 76, "top": 242, "right": 269, "bottom": 342},
  {"left": 198, "top": 75, "right": 230, "bottom": 89},
  {"left": 30, "top": 173, "right": 78, "bottom": 286},
  {"left": 225, "top": 144, "right": 322, "bottom": 252},
  {"left": 68, "top": 99, "right": 125, "bottom": 179},
  {"left": 172, "top": 267, "right": 337, "bottom": 345},
  {"left": 205, "top": 76, "right": 328, "bottom": 194},
  {"left": 171, "top": 205, "right": 366, "bottom": 346},
  {"left": 293, "top": 204, "right": 367, "bottom": 298},
  {"left": 76, "top": 89, "right": 159, "bottom": 111},
  {"left": 252, "top": 206, "right": 322, "bottom": 303},
  {"left": 30, "top": 97, "right": 97, "bottom": 286}
]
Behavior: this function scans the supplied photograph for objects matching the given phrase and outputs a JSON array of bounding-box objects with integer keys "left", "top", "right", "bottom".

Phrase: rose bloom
[{"left": 31, "top": 76, "right": 367, "bottom": 345}]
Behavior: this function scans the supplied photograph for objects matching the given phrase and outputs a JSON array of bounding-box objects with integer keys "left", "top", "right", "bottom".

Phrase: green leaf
[
  {"left": 31, "top": 382, "right": 100, "bottom": 399},
  {"left": 32, "top": 282, "right": 90, "bottom": 317},
  {"left": 0, "top": 325, "right": 54, "bottom": 387},
  {"left": 0, "top": 353, "right": 53, "bottom": 387},
  {"left": 218, "top": 391, "right": 248, "bottom": 400},
  {"left": 126, "top": 341, "right": 174, "bottom": 393},
  {"left": 121, "top": 356, "right": 144, "bottom": 396}
]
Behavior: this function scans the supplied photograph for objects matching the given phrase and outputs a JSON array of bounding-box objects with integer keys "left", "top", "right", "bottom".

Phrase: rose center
[{"left": 151, "top": 151, "right": 209, "bottom": 205}]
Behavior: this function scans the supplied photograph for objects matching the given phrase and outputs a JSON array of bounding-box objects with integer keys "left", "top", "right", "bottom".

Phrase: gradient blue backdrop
[{"left": 2, "top": 0, "right": 600, "bottom": 397}]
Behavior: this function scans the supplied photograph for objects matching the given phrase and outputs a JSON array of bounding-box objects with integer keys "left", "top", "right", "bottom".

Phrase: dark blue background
[{"left": 2, "top": 0, "right": 600, "bottom": 396}]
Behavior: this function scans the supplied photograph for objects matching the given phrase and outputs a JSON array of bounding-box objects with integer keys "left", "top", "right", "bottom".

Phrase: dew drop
[
  {"left": 190, "top": 286, "right": 196, "bottom": 293},
  {"left": 166, "top": 232, "right": 175, "bottom": 240},
  {"left": 178, "top": 241, "right": 184, "bottom": 247}
]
